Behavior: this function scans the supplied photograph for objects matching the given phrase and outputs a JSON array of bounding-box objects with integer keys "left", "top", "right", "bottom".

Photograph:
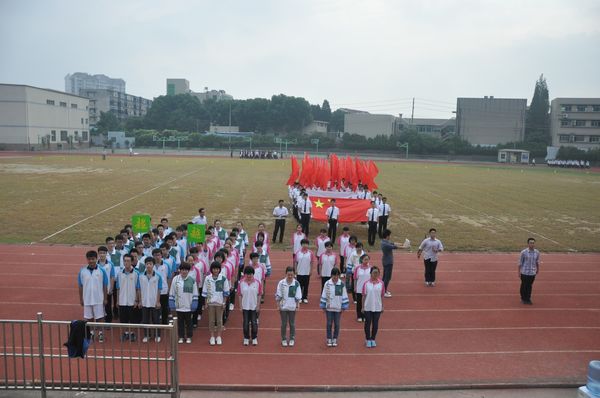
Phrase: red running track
[{"left": 0, "top": 244, "right": 598, "bottom": 389}]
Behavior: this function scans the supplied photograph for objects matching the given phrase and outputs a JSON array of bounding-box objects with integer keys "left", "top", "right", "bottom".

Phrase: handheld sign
[
  {"left": 188, "top": 224, "right": 206, "bottom": 244},
  {"left": 132, "top": 214, "right": 151, "bottom": 234}
]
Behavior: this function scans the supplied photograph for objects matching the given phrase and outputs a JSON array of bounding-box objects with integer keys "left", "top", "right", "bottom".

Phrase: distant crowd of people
[
  {"left": 240, "top": 150, "right": 280, "bottom": 159},
  {"left": 546, "top": 159, "right": 591, "bottom": 168}
]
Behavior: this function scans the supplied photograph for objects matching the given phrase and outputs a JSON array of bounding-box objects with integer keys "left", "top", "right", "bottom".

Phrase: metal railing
[{"left": 0, "top": 312, "right": 179, "bottom": 398}]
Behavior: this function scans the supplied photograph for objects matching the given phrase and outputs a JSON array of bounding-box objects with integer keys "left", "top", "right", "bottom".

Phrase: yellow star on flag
[{"left": 315, "top": 198, "right": 324, "bottom": 208}]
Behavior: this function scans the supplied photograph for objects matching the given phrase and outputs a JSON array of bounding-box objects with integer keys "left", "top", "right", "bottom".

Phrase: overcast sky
[{"left": 1, "top": 0, "right": 599, "bottom": 118}]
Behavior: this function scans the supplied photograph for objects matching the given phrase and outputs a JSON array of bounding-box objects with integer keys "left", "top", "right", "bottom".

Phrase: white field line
[{"left": 37, "top": 170, "right": 199, "bottom": 242}]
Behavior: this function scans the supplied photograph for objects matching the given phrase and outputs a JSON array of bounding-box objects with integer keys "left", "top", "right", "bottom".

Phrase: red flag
[
  {"left": 310, "top": 197, "right": 371, "bottom": 223},
  {"left": 286, "top": 156, "right": 300, "bottom": 185},
  {"left": 330, "top": 154, "right": 339, "bottom": 187},
  {"left": 346, "top": 156, "right": 356, "bottom": 186},
  {"left": 367, "top": 160, "right": 379, "bottom": 189},
  {"left": 298, "top": 153, "right": 312, "bottom": 187}
]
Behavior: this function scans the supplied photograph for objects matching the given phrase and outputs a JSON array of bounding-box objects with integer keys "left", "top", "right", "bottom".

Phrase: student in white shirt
[
  {"left": 345, "top": 240, "right": 363, "bottom": 303},
  {"left": 191, "top": 208, "right": 207, "bottom": 225},
  {"left": 115, "top": 254, "right": 140, "bottom": 342},
  {"left": 320, "top": 268, "right": 349, "bottom": 347},
  {"left": 152, "top": 248, "right": 172, "bottom": 325},
  {"left": 294, "top": 239, "right": 315, "bottom": 304},
  {"left": 78, "top": 250, "right": 109, "bottom": 342},
  {"left": 337, "top": 226, "right": 351, "bottom": 273},
  {"left": 325, "top": 199, "right": 340, "bottom": 242},
  {"left": 362, "top": 266, "right": 385, "bottom": 348},
  {"left": 169, "top": 262, "right": 199, "bottom": 344},
  {"left": 417, "top": 228, "right": 444, "bottom": 287},
  {"left": 353, "top": 254, "right": 372, "bottom": 322},
  {"left": 318, "top": 242, "right": 338, "bottom": 291},
  {"left": 291, "top": 224, "right": 306, "bottom": 261},
  {"left": 366, "top": 201, "right": 379, "bottom": 246},
  {"left": 202, "top": 262, "right": 230, "bottom": 346},
  {"left": 214, "top": 219, "right": 228, "bottom": 247},
  {"left": 377, "top": 197, "right": 391, "bottom": 239},
  {"left": 275, "top": 267, "right": 302, "bottom": 347},
  {"left": 139, "top": 257, "right": 163, "bottom": 343},
  {"left": 272, "top": 199, "right": 289, "bottom": 244},
  {"left": 97, "top": 246, "right": 116, "bottom": 323},
  {"left": 237, "top": 266, "right": 262, "bottom": 346},
  {"left": 315, "top": 229, "right": 331, "bottom": 258},
  {"left": 298, "top": 193, "right": 312, "bottom": 236}
]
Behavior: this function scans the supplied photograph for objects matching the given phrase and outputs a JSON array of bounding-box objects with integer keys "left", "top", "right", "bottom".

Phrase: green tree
[
  {"left": 95, "top": 111, "right": 120, "bottom": 134},
  {"left": 329, "top": 109, "right": 345, "bottom": 132},
  {"left": 525, "top": 74, "right": 550, "bottom": 144},
  {"left": 321, "top": 100, "right": 332, "bottom": 122}
]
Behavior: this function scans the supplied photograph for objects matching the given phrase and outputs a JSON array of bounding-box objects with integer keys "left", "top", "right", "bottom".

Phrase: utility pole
[
  {"left": 410, "top": 97, "right": 415, "bottom": 126},
  {"left": 311, "top": 138, "right": 320, "bottom": 154}
]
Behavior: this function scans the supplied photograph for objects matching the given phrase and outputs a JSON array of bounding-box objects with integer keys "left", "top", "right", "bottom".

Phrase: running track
[{"left": 0, "top": 244, "right": 598, "bottom": 390}]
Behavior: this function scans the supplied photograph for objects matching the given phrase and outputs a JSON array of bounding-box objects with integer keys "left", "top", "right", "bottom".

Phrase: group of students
[{"left": 546, "top": 159, "right": 591, "bottom": 168}]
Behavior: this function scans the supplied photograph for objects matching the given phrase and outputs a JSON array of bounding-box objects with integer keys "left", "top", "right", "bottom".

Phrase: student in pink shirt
[
  {"left": 291, "top": 224, "right": 306, "bottom": 261},
  {"left": 315, "top": 229, "right": 331, "bottom": 258},
  {"left": 353, "top": 254, "right": 372, "bottom": 322},
  {"left": 318, "top": 241, "right": 338, "bottom": 292},
  {"left": 362, "top": 267, "right": 385, "bottom": 348},
  {"left": 294, "top": 239, "right": 314, "bottom": 304}
]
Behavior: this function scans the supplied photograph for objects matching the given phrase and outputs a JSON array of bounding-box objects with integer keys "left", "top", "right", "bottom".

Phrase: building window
[
  {"left": 46, "top": 100, "right": 55, "bottom": 105},
  {"left": 85, "top": 118, "right": 88, "bottom": 124},
  {"left": 575, "top": 120, "right": 586, "bottom": 127},
  {"left": 561, "top": 120, "right": 571, "bottom": 127},
  {"left": 590, "top": 136, "right": 600, "bottom": 143},
  {"left": 82, "top": 131, "right": 88, "bottom": 141},
  {"left": 81, "top": 118, "right": 84, "bottom": 124},
  {"left": 577, "top": 105, "right": 586, "bottom": 112},
  {"left": 60, "top": 131, "right": 68, "bottom": 141},
  {"left": 51, "top": 130, "right": 56, "bottom": 142},
  {"left": 71, "top": 103, "right": 77, "bottom": 109},
  {"left": 559, "top": 135, "right": 570, "bottom": 143},
  {"left": 591, "top": 121, "right": 600, "bottom": 127},
  {"left": 60, "top": 101, "right": 67, "bottom": 107},
  {"left": 561, "top": 105, "right": 572, "bottom": 112},
  {"left": 574, "top": 135, "right": 585, "bottom": 142},
  {"left": 74, "top": 131, "right": 79, "bottom": 139},
  {"left": 593, "top": 106, "right": 600, "bottom": 112}
]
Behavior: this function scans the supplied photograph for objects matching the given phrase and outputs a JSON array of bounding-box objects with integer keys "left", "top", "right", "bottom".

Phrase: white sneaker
[
  {"left": 281, "top": 340, "right": 288, "bottom": 347},
  {"left": 332, "top": 339, "right": 338, "bottom": 347},
  {"left": 425, "top": 282, "right": 430, "bottom": 287},
  {"left": 216, "top": 336, "right": 222, "bottom": 345},
  {"left": 303, "top": 299, "right": 308, "bottom": 304},
  {"left": 186, "top": 338, "right": 192, "bottom": 344},
  {"left": 431, "top": 282, "right": 436, "bottom": 287},
  {"left": 384, "top": 292, "right": 392, "bottom": 298},
  {"left": 288, "top": 340, "right": 295, "bottom": 347},
  {"left": 197, "top": 314, "right": 202, "bottom": 321},
  {"left": 209, "top": 337, "right": 216, "bottom": 346},
  {"left": 243, "top": 338, "right": 249, "bottom": 346},
  {"left": 155, "top": 336, "right": 161, "bottom": 343},
  {"left": 142, "top": 337, "right": 149, "bottom": 343},
  {"left": 252, "top": 338, "right": 258, "bottom": 346},
  {"left": 178, "top": 338, "right": 184, "bottom": 344},
  {"left": 326, "top": 339, "right": 333, "bottom": 347},
  {"left": 229, "top": 303, "right": 234, "bottom": 311}
]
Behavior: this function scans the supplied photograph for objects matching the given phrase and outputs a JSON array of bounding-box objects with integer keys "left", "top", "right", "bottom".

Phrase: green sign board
[
  {"left": 132, "top": 214, "right": 151, "bottom": 234},
  {"left": 188, "top": 224, "right": 206, "bottom": 244}
]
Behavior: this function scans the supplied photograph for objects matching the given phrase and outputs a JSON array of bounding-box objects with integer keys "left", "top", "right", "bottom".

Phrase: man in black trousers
[
  {"left": 366, "top": 201, "right": 379, "bottom": 246},
  {"left": 325, "top": 199, "right": 340, "bottom": 242},
  {"left": 272, "top": 199, "right": 289, "bottom": 244}
]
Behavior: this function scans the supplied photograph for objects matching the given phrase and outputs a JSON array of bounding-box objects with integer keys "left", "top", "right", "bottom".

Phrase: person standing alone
[
  {"left": 325, "top": 199, "right": 340, "bottom": 242},
  {"left": 518, "top": 238, "right": 540, "bottom": 305},
  {"left": 272, "top": 200, "right": 289, "bottom": 244},
  {"left": 417, "top": 228, "right": 444, "bottom": 287},
  {"left": 366, "top": 201, "right": 379, "bottom": 246}
]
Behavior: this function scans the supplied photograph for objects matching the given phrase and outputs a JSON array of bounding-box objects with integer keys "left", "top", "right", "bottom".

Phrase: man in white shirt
[
  {"left": 417, "top": 228, "right": 444, "bottom": 287},
  {"left": 325, "top": 199, "right": 340, "bottom": 242},
  {"left": 298, "top": 193, "right": 312, "bottom": 237},
  {"left": 366, "top": 201, "right": 379, "bottom": 246},
  {"left": 272, "top": 199, "right": 289, "bottom": 244},
  {"left": 378, "top": 197, "right": 391, "bottom": 239},
  {"left": 191, "top": 208, "right": 207, "bottom": 225}
]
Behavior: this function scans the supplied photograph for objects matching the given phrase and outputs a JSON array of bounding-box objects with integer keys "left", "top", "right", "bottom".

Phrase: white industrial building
[
  {"left": 0, "top": 84, "right": 90, "bottom": 150},
  {"left": 550, "top": 98, "right": 600, "bottom": 150},
  {"left": 344, "top": 113, "right": 402, "bottom": 138}
]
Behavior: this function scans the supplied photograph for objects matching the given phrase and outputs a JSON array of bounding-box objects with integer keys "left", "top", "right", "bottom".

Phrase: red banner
[{"left": 310, "top": 197, "right": 371, "bottom": 223}]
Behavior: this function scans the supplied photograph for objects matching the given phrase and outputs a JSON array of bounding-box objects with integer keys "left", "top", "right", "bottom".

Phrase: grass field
[{"left": 0, "top": 153, "right": 599, "bottom": 252}]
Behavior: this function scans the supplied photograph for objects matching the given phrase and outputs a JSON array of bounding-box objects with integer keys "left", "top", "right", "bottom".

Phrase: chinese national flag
[{"left": 310, "top": 197, "right": 371, "bottom": 223}]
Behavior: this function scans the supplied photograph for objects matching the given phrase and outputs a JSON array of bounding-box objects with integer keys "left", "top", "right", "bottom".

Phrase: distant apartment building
[
  {"left": 344, "top": 113, "right": 402, "bottom": 138},
  {"left": 209, "top": 124, "right": 239, "bottom": 133},
  {"left": 550, "top": 98, "right": 600, "bottom": 150},
  {"left": 166, "top": 78, "right": 233, "bottom": 102},
  {"left": 65, "top": 72, "right": 125, "bottom": 94},
  {"left": 456, "top": 97, "right": 526, "bottom": 146},
  {"left": 401, "top": 117, "right": 455, "bottom": 138},
  {"left": 82, "top": 89, "right": 152, "bottom": 127},
  {"left": 0, "top": 84, "right": 90, "bottom": 149}
]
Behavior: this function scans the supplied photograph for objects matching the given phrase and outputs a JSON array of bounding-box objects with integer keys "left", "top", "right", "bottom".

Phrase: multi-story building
[
  {"left": 82, "top": 89, "right": 152, "bottom": 127},
  {"left": 0, "top": 84, "right": 90, "bottom": 149},
  {"left": 344, "top": 113, "right": 402, "bottom": 138},
  {"left": 302, "top": 120, "right": 329, "bottom": 135},
  {"left": 550, "top": 98, "right": 600, "bottom": 150},
  {"left": 456, "top": 97, "right": 526, "bottom": 146},
  {"left": 401, "top": 117, "right": 456, "bottom": 138},
  {"left": 166, "top": 78, "right": 233, "bottom": 102},
  {"left": 65, "top": 72, "right": 125, "bottom": 94}
]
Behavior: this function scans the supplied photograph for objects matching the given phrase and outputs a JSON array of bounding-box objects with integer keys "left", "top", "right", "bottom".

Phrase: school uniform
[
  {"left": 325, "top": 205, "right": 340, "bottom": 242},
  {"left": 237, "top": 278, "right": 263, "bottom": 341},
  {"left": 337, "top": 234, "right": 351, "bottom": 273},
  {"left": 115, "top": 268, "right": 140, "bottom": 326},
  {"left": 297, "top": 198, "right": 312, "bottom": 236},
  {"left": 154, "top": 261, "right": 172, "bottom": 325},
  {"left": 138, "top": 271, "right": 163, "bottom": 338},
  {"left": 362, "top": 278, "right": 385, "bottom": 343},
  {"left": 291, "top": 232, "right": 306, "bottom": 260},
  {"left": 275, "top": 278, "right": 302, "bottom": 342},
  {"left": 169, "top": 274, "right": 199, "bottom": 339},
  {"left": 418, "top": 238, "right": 444, "bottom": 284},
  {"left": 353, "top": 265, "right": 372, "bottom": 321},
  {"left": 319, "top": 252, "right": 338, "bottom": 291},
  {"left": 202, "top": 275, "right": 230, "bottom": 335},
  {"left": 98, "top": 260, "right": 116, "bottom": 322},
  {"left": 273, "top": 205, "right": 289, "bottom": 243},
  {"left": 78, "top": 265, "right": 109, "bottom": 320},
  {"left": 366, "top": 207, "right": 379, "bottom": 246},
  {"left": 377, "top": 203, "right": 391, "bottom": 238},
  {"left": 320, "top": 278, "right": 349, "bottom": 342},
  {"left": 315, "top": 235, "right": 331, "bottom": 258},
  {"left": 295, "top": 248, "right": 315, "bottom": 301}
]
